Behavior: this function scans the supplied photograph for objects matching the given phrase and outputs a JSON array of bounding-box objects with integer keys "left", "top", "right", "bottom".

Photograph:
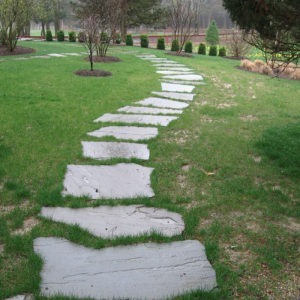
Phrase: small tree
[
  {"left": 198, "top": 43, "right": 206, "bottom": 55},
  {"left": 184, "top": 41, "right": 193, "bottom": 53},
  {"left": 225, "top": 29, "right": 251, "bottom": 58},
  {"left": 140, "top": 35, "right": 149, "bottom": 48},
  {"left": 206, "top": 20, "right": 219, "bottom": 46},
  {"left": 157, "top": 37, "right": 165, "bottom": 50}
]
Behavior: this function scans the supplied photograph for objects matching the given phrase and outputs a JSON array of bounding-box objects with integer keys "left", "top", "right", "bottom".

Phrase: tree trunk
[
  {"left": 41, "top": 22, "right": 46, "bottom": 38},
  {"left": 120, "top": 0, "right": 128, "bottom": 42}
]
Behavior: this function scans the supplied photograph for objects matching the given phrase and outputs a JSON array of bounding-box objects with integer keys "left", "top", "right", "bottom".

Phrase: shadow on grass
[{"left": 256, "top": 122, "right": 300, "bottom": 178}]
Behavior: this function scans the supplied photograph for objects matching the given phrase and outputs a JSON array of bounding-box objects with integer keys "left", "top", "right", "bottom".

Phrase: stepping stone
[
  {"left": 87, "top": 126, "right": 158, "bottom": 141},
  {"left": 48, "top": 53, "right": 66, "bottom": 57},
  {"left": 31, "top": 56, "right": 51, "bottom": 59},
  {"left": 154, "top": 63, "right": 185, "bottom": 68},
  {"left": 62, "top": 53, "right": 81, "bottom": 56},
  {"left": 163, "top": 80, "right": 205, "bottom": 85},
  {"left": 163, "top": 74, "right": 204, "bottom": 81},
  {"left": 157, "top": 70, "right": 193, "bottom": 75},
  {"left": 136, "top": 54, "right": 156, "bottom": 58},
  {"left": 34, "top": 238, "right": 217, "bottom": 300},
  {"left": 94, "top": 114, "right": 178, "bottom": 126},
  {"left": 118, "top": 106, "right": 183, "bottom": 115},
  {"left": 63, "top": 163, "right": 154, "bottom": 199},
  {"left": 136, "top": 97, "right": 189, "bottom": 109},
  {"left": 82, "top": 141, "right": 150, "bottom": 160},
  {"left": 162, "top": 82, "right": 195, "bottom": 93},
  {"left": 157, "top": 67, "right": 193, "bottom": 72},
  {"left": 41, "top": 205, "right": 184, "bottom": 238},
  {"left": 152, "top": 91, "right": 195, "bottom": 101}
]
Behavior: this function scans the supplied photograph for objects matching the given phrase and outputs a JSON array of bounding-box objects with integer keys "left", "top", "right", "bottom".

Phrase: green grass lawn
[{"left": 0, "top": 41, "right": 299, "bottom": 299}]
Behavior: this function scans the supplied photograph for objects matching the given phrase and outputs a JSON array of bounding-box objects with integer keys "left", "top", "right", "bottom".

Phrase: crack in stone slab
[
  {"left": 62, "top": 163, "right": 154, "bottom": 199},
  {"left": 34, "top": 237, "right": 217, "bottom": 300},
  {"left": 94, "top": 114, "right": 178, "bottom": 126},
  {"left": 87, "top": 126, "right": 158, "bottom": 141},
  {"left": 81, "top": 141, "right": 150, "bottom": 160},
  {"left": 41, "top": 205, "right": 184, "bottom": 238},
  {"left": 136, "top": 97, "right": 189, "bottom": 109}
]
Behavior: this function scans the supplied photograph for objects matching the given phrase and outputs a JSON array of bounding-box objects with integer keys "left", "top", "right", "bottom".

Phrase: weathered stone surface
[
  {"left": 87, "top": 126, "right": 158, "bottom": 141},
  {"left": 154, "top": 63, "right": 185, "bottom": 67},
  {"left": 48, "top": 53, "right": 66, "bottom": 57},
  {"left": 62, "top": 53, "right": 81, "bottom": 56},
  {"left": 82, "top": 141, "right": 150, "bottom": 160},
  {"left": 5, "top": 295, "right": 33, "bottom": 300},
  {"left": 118, "top": 106, "right": 183, "bottom": 115},
  {"left": 162, "top": 80, "right": 205, "bottom": 85},
  {"left": 161, "top": 82, "right": 195, "bottom": 93},
  {"left": 136, "top": 97, "right": 189, "bottom": 109},
  {"left": 157, "top": 70, "right": 193, "bottom": 75},
  {"left": 41, "top": 205, "right": 184, "bottom": 238},
  {"left": 152, "top": 91, "right": 195, "bottom": 101},
  {"left": 163, "top": 74, "right": 203, "bottom": 81},
  {"left": 94, "top": 113, "right": 178, "bottom": 126},
  {"left": 62, "top": 163, "right": 154, "bottom": 199},
  {"left": 157, "top": 67, "right": 193, "bottom": 72},
  {"left": 34, "top": 238, "right": 217, "bottom": 300}
]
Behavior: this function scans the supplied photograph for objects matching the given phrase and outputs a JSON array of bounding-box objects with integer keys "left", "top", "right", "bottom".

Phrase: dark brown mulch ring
[
  {"left": 85, "top": 56, "right": 121, "bottom": 63},
  {"left": 166, "top": 51, "right": 194, "bottom": 58},
  {"left": 75, "top": 70, "right": 112, "bottom": 77},
  {"left": 0, "top": 46, "right": 35, "bottom": 56}
]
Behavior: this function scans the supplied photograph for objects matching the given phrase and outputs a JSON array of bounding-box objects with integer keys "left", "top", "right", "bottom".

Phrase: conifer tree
[{"left": 205, "top": 20, "right": 219, "bottom": 46}]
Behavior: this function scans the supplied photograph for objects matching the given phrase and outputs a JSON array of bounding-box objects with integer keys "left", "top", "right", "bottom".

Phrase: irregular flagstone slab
[
  {"left": 157, "top": 70, "right": 193, "bottom": 75},
  {"left": 34, "top": 238, "right": 217, "bottom": 300},
  {"left": 136, "top": 97, "right": 189, "bottom": 109},
  {"left": 157, "top": 67, "right": 193, "bottom": 72},
  {"left": 154, "top": 63, "right": 185, "bottom": 67},
  {"left": 162, "top": 82, "right": 195, "bottom": 93},
  {"left": 48, "top": 53, "right": 66, "bottom": 57},
  {"left": 87, "top": 126, "right": 158, "bottom": 141},
  {"left": 31, "top": 56, "right": 51, "bottom": 59},
  {"left": 136, "top": 54, "right": 156, "bottom": 58},
  {"left": 63, "top": 163, "right": 154, "bottom": 199},
  {"left": 62, "top": 53, "right": 81, "bottom": 56},
  {"left": 152, "top": 91, "right": 195, "bottom": 101},
  {"left": 41, "top": 205, "right": 184, "bottom": 238},
  {"left": 163, "top": 74, "right": 204, "bottom": 81},
  {"left": 94, "top": 114, "right": 178, "bottom": 126},
  {"left": 118, "top": 106, "right": 183, "bottom": 115},
  {"left": 5, "top": 295, "right": 33, "bottom": 300},
  {"left": 163, "top": 80, "right": 205, "bottom": 85},
  {"left": 82, "top": 141, "right": 150, "bottom": 160}
]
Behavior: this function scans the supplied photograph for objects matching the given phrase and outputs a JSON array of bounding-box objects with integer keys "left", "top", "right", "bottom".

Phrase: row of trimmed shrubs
[{"left": 46, "top": 30, "right": 76, "bottom": 42}]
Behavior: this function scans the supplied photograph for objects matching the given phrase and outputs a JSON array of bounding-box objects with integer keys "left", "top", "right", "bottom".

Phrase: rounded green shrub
[
  {"left": 157, "top": 38, "right": 165, "bottom": 50},
  {"left": 46, "top": 30, "right": 53, "bottom": 42},
  {"left": 57, "top": 30, "right": 65, "bottom": 42},
  {"left": 171, "top": 39, "right": 179, "bottom": 52},
  {"left": 184, "top": 41, "right": 193, "bottom": 53},
  {"left": 68, "top": 31, "right": 76, "bottom": 42},
  {"left": 198, "top": 43, "right": 206, "bottom": 55},
  {"left": 209, "top": 45, "right": 217, "bottom": 56},
  {"left": 126, "top": 34, "right": 133, "bottom": 46},
  {"left": 219, "top": 46, "right": 226, "bottom": 57},
  {"left": 140, "top": 35, "right": 149, "bottom": 48}
]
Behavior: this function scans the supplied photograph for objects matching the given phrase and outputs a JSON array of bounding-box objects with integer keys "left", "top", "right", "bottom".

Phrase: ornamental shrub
[
  {"left": 126, "top": 34, "right": 133, "bottom": 46},
  {"left": 57, "top": 30, "right": 65, "bottom": 42},
  {"left": 171, "top": 39, "right": 179, "bottom": 52},
  {"left": 206, "top": 20, "right": 219, "bottom": 45},
  {"left": 198, "top": 43, "right": 206, "bottom": 55},
  {"left": 77, "top": 32, "right": 86, "bottom": 43},
  {"left": 209, "top": 45, "right": 217, "bottom": 56},
  {"left": 184, "top": 41, "right": 193, "bottom": 53},
  {"left": 219, "top": 46, "right": 226, "bottom": 57},
  {"left": 157, "top": 37, "right": 165, "bottom": 50},
  {"left": 68, "top": 31, "right": 76, "bottom": 42},
  {"left": 140, "top": 35, "right": 149, "bottom": 48},
  {"left": 46, "top": 30, "right": 53, "bottom": 42}
]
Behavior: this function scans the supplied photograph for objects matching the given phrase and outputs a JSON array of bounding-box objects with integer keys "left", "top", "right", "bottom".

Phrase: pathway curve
[{"left": 34, "top": 52, "right": 217, "bottom": 299}]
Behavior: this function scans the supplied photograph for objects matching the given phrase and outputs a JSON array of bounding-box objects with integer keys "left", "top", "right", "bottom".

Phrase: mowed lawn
[{"left": 0, "top": 41, "right": 299, "bottom": 299}]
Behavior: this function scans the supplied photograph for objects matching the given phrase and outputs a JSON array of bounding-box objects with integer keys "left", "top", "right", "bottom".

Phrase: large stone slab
[
  {"left": 118, "top": 106, "right": 183, "bottom": 115},
  {"left": 34, "top": 238, "right": 217, "bottom": 300},
  {"left": 136, "top": 97, "right": 189, "bottom": 109},
  {"left": 82, "top": 141, "right": 150, "bottom": 160},
  {"left": 163, "top": 80, "right": 205, "bottom": 85},
  {"left": 152, "top": 91, "right": 195, "bottom": 101},
  {"left": 48, "top": 53, "right": 66, "bottom": 57},
  {"left": 154, "top": 63, "right": 185, "bottom": 68},
  {"left": 163, "top": 74, "right": 204, "bottom": 81},
  {"left": 41, "top": 205, "right": 184, "bottom": 238},
  {"left": 157, "top": 67, "right": 193, "bottom": 72},
  {"left": 87, "top": 126, "right": 158, "bottom": 141},
  {"left": 161, "top": 82, "right": 195, "bottom": 93},
  {"left": 63, "top": 163, "right": 154, "bottom": 199},
  {"left": 157, "top": 70, "right": 193, "bottom": 75},
  {"left": 94, "top": 114, "right": 178, "bottom": 126}
]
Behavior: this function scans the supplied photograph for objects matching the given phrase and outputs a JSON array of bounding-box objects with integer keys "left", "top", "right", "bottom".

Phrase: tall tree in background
[{"left": 223, "top": 0, "right": 300, "bottom": 67}]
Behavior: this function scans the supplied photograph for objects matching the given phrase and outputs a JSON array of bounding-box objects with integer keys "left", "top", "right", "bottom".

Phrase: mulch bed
[
  {"left": 85, "top": 56, "right": 121, "bottom": 63},
  {"left": 0, "top": 46, "right": 35, "bottom": 56},
  {"left": 74, "top": 70, "right": 112, "bottom": 77},
  {"left": 166, "top": 51, "right": 194, "bottom": 58}
]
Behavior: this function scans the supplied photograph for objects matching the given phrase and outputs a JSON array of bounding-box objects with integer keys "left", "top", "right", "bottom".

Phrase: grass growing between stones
[{"left": 0, "top": 42, "right": 299, "bottom": 299}]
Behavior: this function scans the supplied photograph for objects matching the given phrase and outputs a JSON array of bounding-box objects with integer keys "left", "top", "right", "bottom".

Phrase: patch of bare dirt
[
  {"left": 85, "top": 56, "right": 121, "bottom": 63},
  {"left": 181, "top": 164, "right": 191, "bottom": 172},
  {"left": 216, "top": 103, "right": 237, "bottom": 109},
  {"left": 0, "top": 244, "right": 4, "bottom": 254},
  {"left": 177, "top": 174, "right": 187, "bottom": 189},
  {"left": 0, "top": 200, "right": 32, "bottom": 215},
  {"left": 12, "top": 217, "right": 39, "bottom": 235},
  {"left": 0, "top": 46, "right": 35, "bottom": 56},
  {"left": 240, "top": 115, "right": 258, "bottom": 121},
  {"left": 75, "top": 70, "right": 112, "bottom": 77},
  {"left": 278, "top": 217, "right": 300, "bottom": 233}
]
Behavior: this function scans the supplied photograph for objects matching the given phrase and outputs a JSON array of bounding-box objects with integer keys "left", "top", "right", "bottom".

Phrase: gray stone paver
[
  {"left": 82, "top": 141, "right": 150, "bottom": 160},
  {"left": 136, "top": 97, "right": 189, "bottom": 109},
  {"left": 157, "top": 67, "right": 193, "bottom": 72},
  {"left": 161, "top": 82, "right": 195, "bottom": 93},
  {"left": 63, "top": 163, "right": 154, "bottom": 199},
  {"left": 94, "top": 113, "right": 178, "bottom": 126},
  {"left": 87, "top": 126, "right": 158, "bottom": 141},
  {"left": 118, "top": 105, "right": 183, "bottom": 115},
  {"left": 157, "top": 70, "right": 193, "bottom": 75},
  {"left": 34, "top": 237, "right": 217, "bottom": 300},
  {"left": 163, "top": 74, "right": 204, "bottom": 81},
  {"left": 152, "top": 91, "right": 195, "bottom": 101},
  {"left": 41, "top": 205, "right": 184, "bottom": 238}
]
